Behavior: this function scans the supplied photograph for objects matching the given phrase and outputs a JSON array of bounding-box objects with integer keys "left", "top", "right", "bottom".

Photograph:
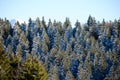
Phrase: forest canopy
[{"left": 0, "top": 16, "right": 120, "bottom": 80}]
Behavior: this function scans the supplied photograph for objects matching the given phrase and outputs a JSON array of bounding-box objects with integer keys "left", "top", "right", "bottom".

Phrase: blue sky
[{"left": 0, "top": 0, "right": 120, "bottom": 26}]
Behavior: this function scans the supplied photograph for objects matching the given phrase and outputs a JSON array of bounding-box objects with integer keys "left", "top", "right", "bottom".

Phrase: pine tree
[
  {"left": 42, "top": 17, "right": 47, "bottom": 30},
  {"left": 66, "top": 70, "right": 75, "bottom": 80},
  {"left": 36, "top": 17, "right": 42, "bottom": 29},
  {"left": 48, "top": 19, "right": 53, "bottom": 28},
  {"left": 75, "top": 20, "right": 81, "bottom": 31},
  {"left": 102, "top": 19, "right": 106, "bottom": 26},
  {"left": 63, "top": 17, "right": 71, "bottom": 29},
  {"left": 0, "top": 44, "right": 10, "bottom": 79},
  {"left": 87, "top": 15, "right": 94, "bottom": 26},
  {"left": 42, "top": 29, "right": 49, "bottom": 55},
  {"left": 23, "top": 54, "right": 48, "bottom": 80}
]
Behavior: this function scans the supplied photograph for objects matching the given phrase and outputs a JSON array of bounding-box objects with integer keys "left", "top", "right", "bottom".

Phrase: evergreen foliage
[{"left": 0, "top": 16, "right": 120, "bottom": 80}]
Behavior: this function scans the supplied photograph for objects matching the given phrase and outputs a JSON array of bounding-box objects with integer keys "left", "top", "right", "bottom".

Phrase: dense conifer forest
[{"left": 0, "top": 16, "right": 120, "bottom": 80}]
